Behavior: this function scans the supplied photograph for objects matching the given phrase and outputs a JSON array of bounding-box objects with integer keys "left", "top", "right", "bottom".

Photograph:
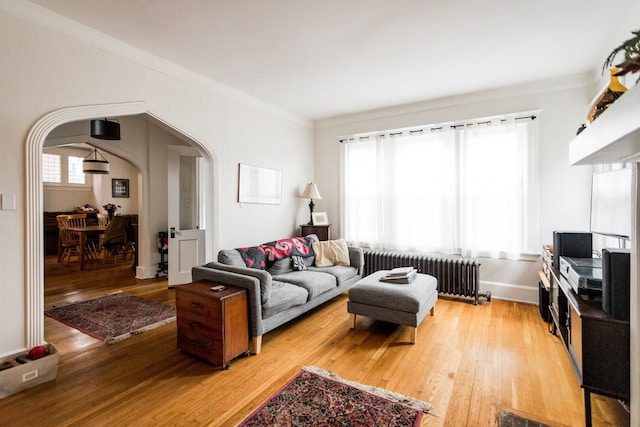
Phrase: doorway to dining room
[{"left": 26, "top": 102, "right": 218, "bottom": 349}]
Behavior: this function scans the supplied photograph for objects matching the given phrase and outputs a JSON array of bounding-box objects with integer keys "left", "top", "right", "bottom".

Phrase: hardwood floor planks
[{"left": 0, "top": 256, "right": 630, "bottom": 426}]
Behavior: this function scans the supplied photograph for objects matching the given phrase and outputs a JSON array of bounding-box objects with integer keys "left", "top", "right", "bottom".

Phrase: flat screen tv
[{"left": 590, "top": 168, "right": 632, "bottom": 240}]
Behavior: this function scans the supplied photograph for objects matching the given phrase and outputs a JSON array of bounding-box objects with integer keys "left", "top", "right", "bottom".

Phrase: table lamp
[{"left": 300, "top": 183, "right": 322, "bottom": 225}]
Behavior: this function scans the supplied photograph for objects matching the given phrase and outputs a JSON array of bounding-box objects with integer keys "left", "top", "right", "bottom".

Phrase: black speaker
[
  {"left": 602, "top": 248, "right": 630, "bottom": 320},
  {"left": 552, "top": 231, "right": 592, "bottom": 269}
]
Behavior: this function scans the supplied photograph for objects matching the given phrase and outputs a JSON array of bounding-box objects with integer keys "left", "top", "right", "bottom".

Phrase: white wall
[
  {"left": 314, "top": 75, "right": 599, "bottom": 303},
  {"left": 0, "top": 9, "right": 314, "bottom": 356}
]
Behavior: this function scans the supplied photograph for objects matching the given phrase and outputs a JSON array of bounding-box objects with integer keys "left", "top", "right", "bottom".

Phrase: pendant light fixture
[
  {"left": 90, "top": 118, "right": 120, "bottom": 140},
  {"left": 83, "top": 147, "right": 110, "bottom": 174}
]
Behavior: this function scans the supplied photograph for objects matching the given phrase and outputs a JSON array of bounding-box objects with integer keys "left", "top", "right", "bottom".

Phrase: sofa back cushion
[
  {"left": 268, "top": 258, "right": 294, "bottom": 275},
  {"left": 218, "top": 249, "right": 246, "bottom": 267}
]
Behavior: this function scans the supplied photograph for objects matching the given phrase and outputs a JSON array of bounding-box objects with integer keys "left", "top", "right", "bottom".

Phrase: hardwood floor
[{"left": 0, "top": 256, "right": 630, "bottom": 426}]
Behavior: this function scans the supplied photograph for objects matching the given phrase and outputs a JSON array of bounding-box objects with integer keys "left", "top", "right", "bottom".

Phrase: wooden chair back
[
  {"left": 56, "top": 214, "right": 80, "bottom": 264},
  {"left": 66, "top": 213, "right": 87, "bottom": 228},
  {"left": 96, "top": 213, "right": 109, "bottom": 227}
]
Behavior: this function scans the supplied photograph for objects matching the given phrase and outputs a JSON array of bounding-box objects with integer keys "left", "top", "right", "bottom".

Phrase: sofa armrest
[
  {"left": 348, "top": 246, "right": 364, "bottom": 276},
  {"left": 203, "top": 261, "right": 272, "bottom": 303},
  {"left": 192, "top": 264, "right": 265, "bottom": 337}
]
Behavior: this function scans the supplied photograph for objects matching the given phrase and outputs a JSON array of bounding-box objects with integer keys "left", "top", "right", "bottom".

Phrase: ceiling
[{"left": 27, "top": 0, "right": 640, "bottom": 120}]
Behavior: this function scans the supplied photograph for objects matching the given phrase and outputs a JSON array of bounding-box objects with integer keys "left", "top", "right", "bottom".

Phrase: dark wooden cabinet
[
  {"left": 549, "top": 267, "right": 629, "bottom": 426},
  {"left": 176, "top": 281, "right": 249, "bottom": 368},
  {"left": 301, "top": 224, "right": 331, "bottom": 241}
]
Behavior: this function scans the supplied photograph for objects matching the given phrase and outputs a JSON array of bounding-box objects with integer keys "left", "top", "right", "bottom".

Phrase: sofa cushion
[
  {"left": 312, "top": 239, "right": 350, "bottom": 267},
  {"left": 217, "top": 249, "right": 246, "bottom": 267},
  {"left": 268, "top": 257, "right": 294, "bottom": 275},
  {"left": 262, "top": 281, "right": 308, "bottom": 319},
  {"left": 273, "top": 271, "right": 337, "bottom": 300},
  {"left": 309, "top": 265, "right": 358, "bottom": 287}
]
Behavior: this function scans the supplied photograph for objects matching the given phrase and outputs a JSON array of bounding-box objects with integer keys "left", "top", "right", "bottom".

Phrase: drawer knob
[
  {"left": 190, "top": 321, "right": 204, "bottom": 329},
  {"left": 190, "top": 340, "right": 205, "bottom": 349},
  {"left": 191, "top": 301, "right": 204, "bottom": 308}
]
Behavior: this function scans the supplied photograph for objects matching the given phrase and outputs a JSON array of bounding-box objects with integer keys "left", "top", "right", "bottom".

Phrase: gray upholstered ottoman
[{"left": 348, "top": 270, "right": 438, "bottom": 343}]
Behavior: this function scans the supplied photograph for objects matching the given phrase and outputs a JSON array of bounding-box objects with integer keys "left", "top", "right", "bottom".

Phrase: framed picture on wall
[
  {"left": 238, "top": 163, "right": 282, "bottom": 204},
  {"left": 112, "top": 178, "right": 129, "bottom": 198}
]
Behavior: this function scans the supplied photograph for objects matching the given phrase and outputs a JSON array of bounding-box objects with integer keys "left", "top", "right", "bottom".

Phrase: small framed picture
[
  {"left": 312, "top": 212, "right": 329, "bottom": 225},
  {"left": 112, "top": 178, "right": 129, "bottom": 198}
]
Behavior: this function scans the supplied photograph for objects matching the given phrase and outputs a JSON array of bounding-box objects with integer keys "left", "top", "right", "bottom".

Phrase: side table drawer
[
  {"left": 176, "top": 293, "right": 222, "bottom": 326},
  {"left": 177, "top": 316, "right": 222, "bottom": 340},
  {"left": 177, "top": 335, "right": 223, "bottom": 364}
]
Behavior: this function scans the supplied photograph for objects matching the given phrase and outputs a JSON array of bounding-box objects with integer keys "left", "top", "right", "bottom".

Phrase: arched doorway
[{"left": 26, "top": 102, "right": 218, "bottom": 348}]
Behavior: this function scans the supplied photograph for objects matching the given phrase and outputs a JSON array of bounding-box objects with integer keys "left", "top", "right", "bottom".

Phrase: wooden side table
[
  {"left": 301, "top": 224, "right": 331, "bottom": 241},
  {"left": 176, "top": 280, "right": 249, "bottom": 368}
]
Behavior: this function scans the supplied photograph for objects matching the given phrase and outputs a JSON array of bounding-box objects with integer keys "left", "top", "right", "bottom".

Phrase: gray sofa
[{"left": 191, "top": 235, "right": 364, "bottom": 354}]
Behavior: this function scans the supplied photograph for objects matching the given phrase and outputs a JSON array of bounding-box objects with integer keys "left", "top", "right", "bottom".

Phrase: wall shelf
[{"left": 569, "top": 84, "right": 640, "bottom": 166}]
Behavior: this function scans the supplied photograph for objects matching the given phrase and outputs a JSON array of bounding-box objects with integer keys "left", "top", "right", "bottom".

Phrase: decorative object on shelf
[
  {"left": 587, "top": 67, "right": 627, "bottom": 123},
  {"left": 103, "top": 203, "right": 121, "bottom": 220},
  {"left": 300, "top": 183, "right": 322, "bottom": 225},
  {"left": 82, "top": 147, "right": 110, "bottom": 174},
  {"left": 91, "top": 118, "right": 121, "bottom": 140},
  {"left": 576, "top": 123, "right": 587, "bottom": 135},
  {"left": 603, "top": 29, "right": 640, "bottom": 84}
]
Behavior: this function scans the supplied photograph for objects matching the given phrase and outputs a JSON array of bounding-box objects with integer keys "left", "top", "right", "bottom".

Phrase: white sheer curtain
[{"left": 342, "top": 114, "right": 538, "bottom": 259}]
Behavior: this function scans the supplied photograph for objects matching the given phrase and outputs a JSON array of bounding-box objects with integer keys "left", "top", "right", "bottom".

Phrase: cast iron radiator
[{"left": 362, "top": 250, "right": 490, "bottom": 305}]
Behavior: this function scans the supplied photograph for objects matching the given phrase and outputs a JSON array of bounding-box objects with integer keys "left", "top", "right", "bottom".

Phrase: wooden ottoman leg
[
  {"left": 410, "top": 327, "right": 417, "bottom": 344},
  {"left": 351, "top": 313, "right": 357, "bottom": 329}
]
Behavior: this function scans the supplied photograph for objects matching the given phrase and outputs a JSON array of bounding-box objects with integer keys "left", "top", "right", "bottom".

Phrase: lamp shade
[
  {"left": 83, "top": 148, "right": 110, "bottom": 174},
  {"left": 300, "top": 183, "right": 322, "bottom": 199},
  {"left": 91, "top": 119, "right": 120, "bottom": 140}
]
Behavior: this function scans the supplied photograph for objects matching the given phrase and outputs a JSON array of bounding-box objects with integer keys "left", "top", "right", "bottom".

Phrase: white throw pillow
[{"left": 312, "top": 239, "right": 350, "bottom": 267}]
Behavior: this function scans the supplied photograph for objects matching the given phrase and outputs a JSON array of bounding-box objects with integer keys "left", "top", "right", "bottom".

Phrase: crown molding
[{"left": 0, "top": 0, "right": 311, "bottom": 127}]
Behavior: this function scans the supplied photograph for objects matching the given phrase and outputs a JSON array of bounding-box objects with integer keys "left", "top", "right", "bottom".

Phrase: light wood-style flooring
[{"left": 0, "top": 256, "right": 630, "bottom": 426}]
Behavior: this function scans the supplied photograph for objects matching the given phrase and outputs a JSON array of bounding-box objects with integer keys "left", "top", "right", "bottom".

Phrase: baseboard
[
  {"left": 479, "top": 280, "right": 538, "bottom": 305},
  {"left": 136, "top": 264, "right": 160, "bottom": 280}
]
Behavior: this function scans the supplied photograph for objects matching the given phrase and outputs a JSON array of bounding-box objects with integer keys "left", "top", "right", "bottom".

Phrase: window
[
  {"left": 342, "top": 113, "right": 538, "bottom": 259},
  {"left": 42, "top": 153, "right": 61, "bottom": 183},
  {"left": 67, "top": 156, "right": 86, "bottom": 184},
  {"left": 42, "top": 150, "right": 90, "bottom": 186}
]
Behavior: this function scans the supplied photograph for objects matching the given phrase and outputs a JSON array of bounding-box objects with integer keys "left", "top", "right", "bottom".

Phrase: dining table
[{"left": 67, "top": 225, "right": 107, "bottom": 270}]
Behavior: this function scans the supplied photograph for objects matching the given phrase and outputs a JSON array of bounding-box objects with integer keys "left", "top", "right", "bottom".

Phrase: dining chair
[
  {"left": 56, "top": 215, "right": 80, "bottom": 265},
  {"left": 102, "top": 215, "right": 136, "bottom": 264},
  {"left": 66, "top": 213, "right": 99, "bottom": 260},
  {"left": 96, "top": 213, "right": 109, "bottom": 256}
]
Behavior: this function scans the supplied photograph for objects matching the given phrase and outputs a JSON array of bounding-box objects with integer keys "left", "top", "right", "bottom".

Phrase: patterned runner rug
[
  {"left": 44, "top": 291, "right": 176, "bottom": 344},
  {"left": 236, "top": 366, "right": 433, "bottom": 426}
]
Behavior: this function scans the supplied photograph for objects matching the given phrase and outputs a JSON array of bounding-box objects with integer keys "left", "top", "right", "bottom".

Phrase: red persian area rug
[
  {"left": 44, "top": 291, "right": 176, "bottom": 344},
  {"left": 236, "top": 366, "right": 433, "bottom": 426}
]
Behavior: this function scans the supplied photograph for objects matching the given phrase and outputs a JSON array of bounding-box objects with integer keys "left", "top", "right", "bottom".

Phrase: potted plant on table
[{"left": 103, "top": 203, "right": 121, "bottom": 220}]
